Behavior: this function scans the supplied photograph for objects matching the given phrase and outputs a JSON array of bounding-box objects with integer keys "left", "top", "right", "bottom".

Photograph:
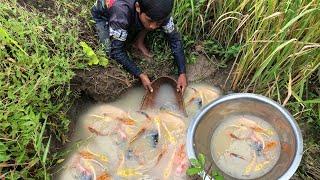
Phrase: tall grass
[
  {"left": 174, "top": 0, "right": 320, "bottom": 121},
  {"left": 212, "top": 0, "right": 320, "bottom": 120},
  {"left": 174, "top": 1, "right": 320, "bottom": 177},
  {"left": 173, "top": 0, "right": 224, "bottom": 41}
]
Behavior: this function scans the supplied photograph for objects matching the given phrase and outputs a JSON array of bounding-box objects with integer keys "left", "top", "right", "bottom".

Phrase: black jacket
[{"left": 101, "top": 0, "right": 186, "bottom": 77}]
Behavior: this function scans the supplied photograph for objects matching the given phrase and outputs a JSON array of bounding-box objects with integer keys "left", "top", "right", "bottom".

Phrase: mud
[
  {"left": 71, "top": 64, "right": 137, "bottom": 102},
  {"left": 17, "top": 0, "right": 55, "bottom": 13},
  {"left": 71, "top": 53, "right": 230, "bottom": 103}
]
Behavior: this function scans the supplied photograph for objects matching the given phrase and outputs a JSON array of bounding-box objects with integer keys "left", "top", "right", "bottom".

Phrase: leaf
[
  {"left": 37, "top": 119, "right": 47, "bottom": 152},
  {"left": 0, "top": 142, "right": 10, "bottom": 162},
  {"left": 42, "top": 136, "right": 51, "bottom": 164},
  {"left": 80, "top": 41, "right": 99, "bottom": 66},
  {"left": 186, "top": 167, "right": 202, "bottom": 175},
  {"left": 279, "top": 8, "right": 317, "bottom": 34},
  {"left": 0, "top": 152, "right": 10, "bottom": 162},
  {"left": 212, "top": 170, "right": 224, "bottom": 180},
  {"left": 250, "top": 39, "right": 296, "bottom": 85},
  {"left": 190, "top": 158, "right": 200, "bottom": 167},
  {"left": 16, "top": 150, "right": 26, "bottom": 163},
  {"left": 99, "top": 57, "right": 109, "bottom": 67},
  {"left": 56, "top": 159, "right": 65, "bottom": 164},
  {"left": 22, "top": 121, "right": 36, "bottom": 127},
  {"left": 198, "top": 153, "right": 205, "bottom": 167},
  {"left": 27, "top": 158, "right": 39, "bottom": 169},
  {"left": 88, "top": 56, "right": 99, "bottom": 65},
  {"left": 0, "top": 27, "right": 10, "bottom": 42},
  {"left": 0, "top": 142, "right": 8, "bottom": 151}
]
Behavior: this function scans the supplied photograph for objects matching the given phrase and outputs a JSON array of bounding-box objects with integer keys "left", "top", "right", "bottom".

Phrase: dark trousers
[{"left": 91, "top": 0, "right": 111, "bottom": 54}]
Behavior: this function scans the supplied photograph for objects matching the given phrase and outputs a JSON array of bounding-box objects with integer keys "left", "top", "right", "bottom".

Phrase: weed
[
  {"left": 187, "top": 153, "right": 224, "bottom": 180},
  {"left": 80, "top": 41, "right": 108, "bottom": 67},
  {"left": 0, "top": 0, "right": 88, "bottom": 178}
]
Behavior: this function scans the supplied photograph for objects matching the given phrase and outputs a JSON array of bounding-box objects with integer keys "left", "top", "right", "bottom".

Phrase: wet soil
[
  {"left": 71, "top": 54, "right": 231, "bottom": 103},
  {"left": 71, "top": 64, "right": 137, "bottom": 102},
  {"left": 17, "top": 0, "right": 55, "bottom": 13}
]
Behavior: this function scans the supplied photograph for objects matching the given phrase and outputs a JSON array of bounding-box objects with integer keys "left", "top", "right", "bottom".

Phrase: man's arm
[
  {"left": 162, "top": 17, "right": 187, "bottom": 93},
  {"left": 162, "top": 17, "right": 186, "bottom": 75},
  {"left": 110, "top": 39, "right": 142, "bottom": 77},
  {"left": 109, "top": 41, "right": 153, "bottom": 92}
]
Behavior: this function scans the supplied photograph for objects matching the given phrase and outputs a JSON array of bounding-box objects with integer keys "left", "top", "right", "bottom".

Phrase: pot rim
[{"left": 186, "top": 93, "right": 303, "bottom": 180}]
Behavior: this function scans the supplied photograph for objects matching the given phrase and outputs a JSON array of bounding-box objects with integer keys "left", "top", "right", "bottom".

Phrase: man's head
[{"left": 135, "top": 0, "right": 174, "bottom": 30}]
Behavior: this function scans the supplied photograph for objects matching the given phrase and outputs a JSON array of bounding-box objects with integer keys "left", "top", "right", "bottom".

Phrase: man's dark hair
[{"left": 137, "top": 0, "right": 174, "bottom": 21}]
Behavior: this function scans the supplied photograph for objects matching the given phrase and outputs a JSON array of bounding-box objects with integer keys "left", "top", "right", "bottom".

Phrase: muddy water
[
  {"left": 154, "top": 84, "right": 180, "bottom": 112},
  {"left": 57, "top": 84, "right": 221, "bottom": 180},
  {"left": 211, "top": 115, "right": 281, "bottom": 179}
]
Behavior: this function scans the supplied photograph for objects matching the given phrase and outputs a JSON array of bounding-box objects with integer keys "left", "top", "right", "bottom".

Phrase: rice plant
[{"left": 174, "top": 0, "right": 319, "bottom": 118}]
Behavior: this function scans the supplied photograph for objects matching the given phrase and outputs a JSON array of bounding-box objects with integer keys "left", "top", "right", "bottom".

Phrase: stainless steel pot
[{"left": 186, "top": 93, "right": 303, "bottom": 180}]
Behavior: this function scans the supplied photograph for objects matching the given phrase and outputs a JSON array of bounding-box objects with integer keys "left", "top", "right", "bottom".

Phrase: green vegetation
[
  {"left": 0, "top": 0, "right": 97, "bottom": 178},
  {"left": 173, "top": 0, "right": 320, "bottom": 121},
  {"left": 187, "top": 153, "right": 224, "bottom": 180},
  {"left": 0, "top": 0, "right": 319, "bottom": 179},
  {"left": 80, "top": 41, "right": 109, "bottom": 66}
]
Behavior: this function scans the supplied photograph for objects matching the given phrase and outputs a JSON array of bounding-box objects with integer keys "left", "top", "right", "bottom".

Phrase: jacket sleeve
[
  {"left": 109, "top": 39, "right": 142, "bottom": 77},
  {"left": 108, "top": 5, "right": 142, "bottom": 77},
  {"left": 162, "top": 17, "right": 186, "bottom": 74}
]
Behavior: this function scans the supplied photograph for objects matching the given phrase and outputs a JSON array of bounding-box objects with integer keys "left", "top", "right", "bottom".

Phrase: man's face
[{"left": 135, "top": 3, "right": 164, "bottom": 30}]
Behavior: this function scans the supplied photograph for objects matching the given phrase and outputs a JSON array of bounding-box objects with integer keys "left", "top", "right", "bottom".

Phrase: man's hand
[
  {"left": 177, "top": 73, "right": 187, "bottom": 94},
  {"left": 139, "top": 73, "right": 153, "bottom": 92}
]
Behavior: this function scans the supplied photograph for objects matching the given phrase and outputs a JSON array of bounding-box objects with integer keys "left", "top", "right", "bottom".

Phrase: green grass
[
  {"left": 174, "top": 0, "right": 320, "bottom": 122},
  {"left": 0, "top": 0, "right": 93, "bottom": 178},
  {"left": 1, "top": 0, "right": 319, "bottom": 179},
  {"left": 211, "top": 0, "right": 320, "bottom": 123}
]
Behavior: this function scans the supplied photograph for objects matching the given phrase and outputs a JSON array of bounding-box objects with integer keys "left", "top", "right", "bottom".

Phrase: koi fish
[
  {"left": 115, "top": 125, "right": 127, "bottom": 140},
  {"left": 174, "top": 144, "right": 187, "bottom": 163},
  {"left": 137, "top": 111, "right": 152, "bottom": 121},
  {"left": 252, "top": 132, "right": 265, "bottom": 150},
  {"left": 88, "top": 126, "right": 108, "bottom": 136},
  {"left": 117, "top": 168, "right": 142, "bottom": 177},
  {"left": 173, "top": 144, "right": 188, "bottom": 175},
  {"left": 243, "top": 151, "right": 257, "bottom": 175},
  {"left": 90, "top": 113, "right": 135, "bottom": 125},
  {"left": 228, "top": 132, "right": 242, "bottom": 140},
  {"left": 74, "top": 163, "right": 93, "bottom": 180},
  {"left": 250, "top": 126, "right": 274, "bottom": 136},
  {"left": 254, "top": 161, "right": 270, "bottom": 171},
  {"left": 79, "top": 151, "right": 95, "bottom": 160},
  {"left": 156, "top": 147, "right": 168, "bottom": 165},
  {"left": 116, "top": 117, "right": 135, "bottom": 125},
  {"left": 129, "top": 127, "right": 146, "bottom": 144},
  {"left": 97, "top": 172, "right": 112, "bottom": 180},
  {"left": 154, "top": 117, "right": 162, "bottom": 139},
  {"left": 229, "top": 152, "right": 246, "bottom": 160},
  {"left": 162, "top": 121, "right": 176, "bottom": 143},
  {"left": 185, "top": 87, "right": 203, "bottom": 107},
  {"left": 264, "top": 141, "right": 277, "bottom": 152},
  {"left": 163, "top": 148, "right": 176, "bottom": 179},
  {"left": 85, "top": 148, "right": 108, "bottom": 163}
]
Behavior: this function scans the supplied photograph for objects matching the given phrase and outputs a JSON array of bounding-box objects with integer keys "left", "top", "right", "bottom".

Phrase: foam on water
[
  {"left": 56, "top": 84, "right": 222, "bottom": 180},
  {"left": 211, "top": 114, "right": 281, "bottom": 179}
]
